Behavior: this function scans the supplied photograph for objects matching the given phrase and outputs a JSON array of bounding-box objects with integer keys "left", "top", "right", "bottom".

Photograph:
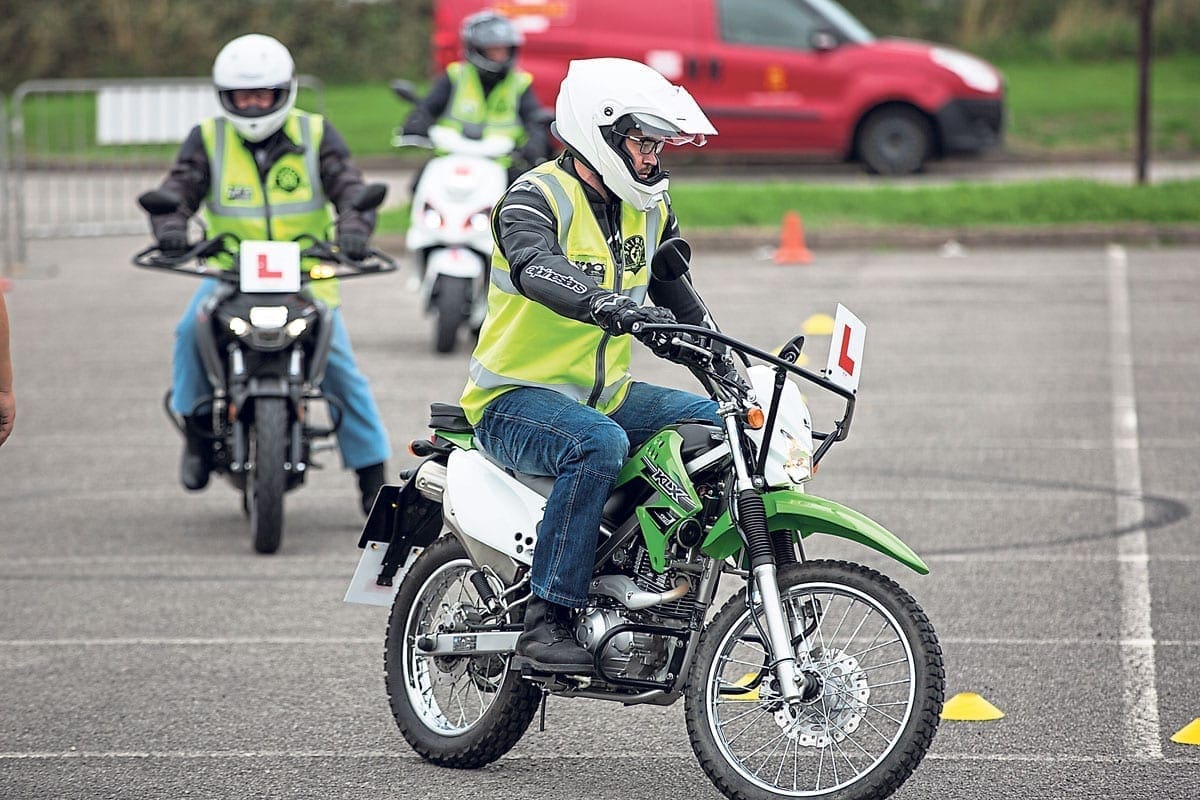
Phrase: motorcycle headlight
[
  {"left": 781, "top": 433, "right": 812, "bottom": 485},
  {"left": 467, "top": 211, "right": 491, "bottom": 232},
  {"left": 249, "top": 305, "right": 289, "bottom": 330},
  {"left": 285, "top": 318, "right": 308, "bottom": 338},
  {"left": 423, "top": 204, "right": 444, "bottom": 229},
  {"left": 228, "top": 317, "right": 250, "bottom": 337}
]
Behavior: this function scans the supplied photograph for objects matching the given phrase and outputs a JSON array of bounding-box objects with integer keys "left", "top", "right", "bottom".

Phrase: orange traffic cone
[{"left": 773, "top": 211, "right": 813, "bottom": 265}]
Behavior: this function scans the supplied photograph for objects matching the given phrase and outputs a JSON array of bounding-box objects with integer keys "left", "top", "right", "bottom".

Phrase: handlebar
[
  {"left": 636, "top": 322, "right": 858, "bottom": 456},
  {"left": 132, "top": 234, "right": 398, "bottom": 283}
]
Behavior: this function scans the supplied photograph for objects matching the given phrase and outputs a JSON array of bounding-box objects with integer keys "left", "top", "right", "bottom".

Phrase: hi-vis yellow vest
[
  {"left": 460, "top": 161, "right": 668, "bottom": 425},
  {"left": 444, "top": 61, "right": 532, "bottom": 157},
  {"left": 200, "top": 111, "right": 340, "bottom": 307}
]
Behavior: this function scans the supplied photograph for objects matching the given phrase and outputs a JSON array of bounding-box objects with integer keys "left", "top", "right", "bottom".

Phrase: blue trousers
[
  {"left": 171, "top": 280, "right": 391, "bottom": 470},
  {"left": 473, "top": 383, "right": 718, "bottom": 607}
]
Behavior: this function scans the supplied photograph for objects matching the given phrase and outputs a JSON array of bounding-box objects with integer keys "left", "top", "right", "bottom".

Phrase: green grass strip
[{"left": 377, "top": 178, "right": 1200, "bottom": 233}]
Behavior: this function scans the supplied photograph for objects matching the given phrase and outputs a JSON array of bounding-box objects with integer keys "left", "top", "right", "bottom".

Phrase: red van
[{"left": 433, "top": 0, "right": 1005, "bottom": 174}]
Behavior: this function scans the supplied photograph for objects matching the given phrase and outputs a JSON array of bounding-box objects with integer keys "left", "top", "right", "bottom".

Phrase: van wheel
[{"left": 857, "top": 106, "right": 932, "bottom": 176}]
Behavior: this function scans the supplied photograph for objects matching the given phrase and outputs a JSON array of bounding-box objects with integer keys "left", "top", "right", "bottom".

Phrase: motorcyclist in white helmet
[
  {"left": 458, "top": 58, "right": 725, "bottom": 673},
  {"left": 143, "top": 33, "right": 392, "bottom": 515}
]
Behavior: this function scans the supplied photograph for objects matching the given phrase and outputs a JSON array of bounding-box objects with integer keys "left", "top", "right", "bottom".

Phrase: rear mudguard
[{"left": 702, "top": 489, "right": 929, "bottom": 575}]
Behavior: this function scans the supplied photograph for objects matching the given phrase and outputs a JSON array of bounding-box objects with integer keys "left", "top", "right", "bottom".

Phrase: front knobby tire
[
  {"left": 384, "top": 535, "right": 540, "bottom": 767},
  {"left": 684, "top": 559, "right": 944, "bottom": 800},
  {"left": 249, "top": 397, "right": 288, "bottom": 554}
]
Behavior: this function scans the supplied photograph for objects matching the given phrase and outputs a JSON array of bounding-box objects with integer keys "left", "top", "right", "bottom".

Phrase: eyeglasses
[{"left": 621, "top": 133, "right": 666, "bottom": 156}]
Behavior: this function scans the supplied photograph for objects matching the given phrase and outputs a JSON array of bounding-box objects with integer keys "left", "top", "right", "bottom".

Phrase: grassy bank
[{"left": 376, "top": 178, "right": 1200, "bottom": 234}]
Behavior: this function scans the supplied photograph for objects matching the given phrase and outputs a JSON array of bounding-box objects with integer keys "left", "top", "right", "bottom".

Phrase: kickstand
[{"left": 539, "top": 689, "right": 548, "bottom": 732}]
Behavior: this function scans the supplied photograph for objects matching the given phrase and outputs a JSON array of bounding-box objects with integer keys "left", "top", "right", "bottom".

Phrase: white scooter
[{"left": 392, "top": 83, "right": 514, "bottom": 354}]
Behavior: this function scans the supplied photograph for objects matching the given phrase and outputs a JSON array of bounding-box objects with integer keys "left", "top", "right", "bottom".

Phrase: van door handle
[
  {"left": 685, "top": 57, "right": 700, "bottom": 79},
  {"left": 708, "top": 59, "right": 722, "bottom": 81}
]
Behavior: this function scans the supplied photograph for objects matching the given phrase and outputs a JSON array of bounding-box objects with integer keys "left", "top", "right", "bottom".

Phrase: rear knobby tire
[
  {"left": 249, "top": 397, "right": 288, "bottom": 554},
  {"left": 684, "top": 559, "right": 943, "bottom": 800},
  {"left": 384, "top": 535, "right": 540, "bottom": 767}
]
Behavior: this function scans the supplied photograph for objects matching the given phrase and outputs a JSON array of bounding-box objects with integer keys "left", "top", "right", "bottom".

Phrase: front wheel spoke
[{"left": 720, "top": 705, "right": 773, "bottom": 746}]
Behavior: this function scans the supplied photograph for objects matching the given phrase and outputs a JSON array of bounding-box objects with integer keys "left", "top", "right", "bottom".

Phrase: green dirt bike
[{"left": 345, "top": 240, "right": 944, "bottom": 799}]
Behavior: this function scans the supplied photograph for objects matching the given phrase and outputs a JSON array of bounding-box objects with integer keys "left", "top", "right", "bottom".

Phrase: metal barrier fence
[{"left": 7, "top": 76, "right": 325, "bottom": 269}]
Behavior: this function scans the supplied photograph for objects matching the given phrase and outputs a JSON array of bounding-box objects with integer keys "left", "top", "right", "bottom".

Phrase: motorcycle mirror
[
  {"left": 650, "top": 237, "right": 692, "bottom": 282},
  {"left": 390, "top": 79, "right": 421, "bottom": 104},
  {"left": 351, "top": 183, "right": 388, "bottom": 213},
  {"left": 138, "top": 189, "right": 184, "bottom": 216}
]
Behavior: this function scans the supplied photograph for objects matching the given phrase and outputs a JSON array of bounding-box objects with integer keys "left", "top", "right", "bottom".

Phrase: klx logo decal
[{"left": 641, "top": 456, "right": 697, "bottom": 512}]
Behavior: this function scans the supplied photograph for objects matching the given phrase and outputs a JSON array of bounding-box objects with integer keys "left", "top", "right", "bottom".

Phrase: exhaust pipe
[
  {"left": 589, "top": 574, "right": 692, "bottom": 610},
  {"left": 414, "top": 461, "right": 447, "bottom": 502}
]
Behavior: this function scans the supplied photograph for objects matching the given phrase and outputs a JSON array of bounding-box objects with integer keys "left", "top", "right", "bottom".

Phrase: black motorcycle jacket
[
  {"left": 492, "top": 153, "right": 712, "bottom": 327},
  {"left": 149, "top": 119, "right": 374, "bottom": 242}
]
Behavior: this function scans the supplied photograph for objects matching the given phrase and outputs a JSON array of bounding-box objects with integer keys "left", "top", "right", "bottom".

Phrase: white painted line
[
  {"left": 0, "top": 637, "right": 377, "bottom": 647},
  {"left": 1108, "top": 243, "right": 1163, "bottom": 761},
  {"left": 0, "top": 749, "right": 1197, "bottom": 765}
]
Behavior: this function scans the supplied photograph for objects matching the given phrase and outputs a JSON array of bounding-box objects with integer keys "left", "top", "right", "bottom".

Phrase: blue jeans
[
  {"left": 473, "top": 382, "right": 718, "bottom": 607},
  {"left": 171, "top": 280, "right": 391, "bottom": 470}
]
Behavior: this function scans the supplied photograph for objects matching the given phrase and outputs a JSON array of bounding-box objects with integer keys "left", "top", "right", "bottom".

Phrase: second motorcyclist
[
  {"left": 399, "top": 9, "right": 551, "bottom": 183},
  {"left": 144, "top": 33, "right": 391, "bottom": 515}
]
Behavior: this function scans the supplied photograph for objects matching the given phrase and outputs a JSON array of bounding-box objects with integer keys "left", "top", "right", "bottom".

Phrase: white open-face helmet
[
  {"left": 553, "top": 58, "right": 716, "bottom": 210},
  {"left": 212, "top": 34, "right": 297, "bottom": 143}
]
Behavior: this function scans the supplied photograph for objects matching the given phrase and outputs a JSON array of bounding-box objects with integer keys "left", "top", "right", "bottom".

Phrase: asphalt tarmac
[{"left": 1, "top": 236, "right": 1198, "bottom": 799}]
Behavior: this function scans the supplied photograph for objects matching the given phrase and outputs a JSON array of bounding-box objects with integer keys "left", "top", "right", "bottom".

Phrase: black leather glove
[
  {"left": 156, "top": 226, "right": 189, "bottom": 255},
  {"left": 337, "top": 230, "right": 370, "bottom": 260},
  {"left": 518, "top": 142, "right": 547, "bottom": 166},
  {"left": 590, "top": 294, "right": 676, "bottom": 337}
]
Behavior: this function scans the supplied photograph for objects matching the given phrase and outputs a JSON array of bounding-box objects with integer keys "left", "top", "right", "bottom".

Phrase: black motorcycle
[{"left": 135, "top": 185, "right": 397, "bottom": 554}]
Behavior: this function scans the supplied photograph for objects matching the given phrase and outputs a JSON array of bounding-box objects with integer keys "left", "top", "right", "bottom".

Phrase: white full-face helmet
[
  {"left": 553, "top": 58, "right": 716, "bottom": 210},
  {"left": 212, "top": 34, "right": 297, "bottom": 143}
]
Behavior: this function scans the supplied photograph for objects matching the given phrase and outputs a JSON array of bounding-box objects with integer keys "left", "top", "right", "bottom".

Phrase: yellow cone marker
[
  {"left": 1171, "top": 718, "right": 1200, "bottom": 745},
  {"left": 940, "top": 692, "right": 1005, "bottom": 721},
  {"left": 801, "top": 313, "right": 835, "bottom": 336}
]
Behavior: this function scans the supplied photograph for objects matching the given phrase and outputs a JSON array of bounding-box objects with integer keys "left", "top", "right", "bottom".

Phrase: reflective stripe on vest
[
  {"left": 444, "top": 61, "right": 531, "bottom": 147},
  {"left": 201, "top": 112, "right": 339, "bottom": 306},
  {"left": 460, "top": 161, "right": 667, "bottom": 425}
]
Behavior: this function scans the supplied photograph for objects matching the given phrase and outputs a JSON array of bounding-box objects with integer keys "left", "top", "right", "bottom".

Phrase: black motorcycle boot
[
  {"left": 179, "top": 415, "right": 212, "bottom": 491},
  {"left": 356, "top": 462, "right": 387, "bottom": 515},
  {"left": 515, "top": 596, "right": 595, "bottom": 674}
]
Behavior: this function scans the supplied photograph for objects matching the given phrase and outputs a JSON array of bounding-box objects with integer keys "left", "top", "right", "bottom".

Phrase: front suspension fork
[{"left": 723, "top": 412, "right": 810, "bottom": 706}]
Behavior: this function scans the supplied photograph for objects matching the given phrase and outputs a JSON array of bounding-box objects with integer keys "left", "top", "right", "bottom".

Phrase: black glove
[
  {"left": 156, "top": 226, "right": 189, "bottom": 255},
  {"left": 337, "top": 230, "right": 370, "bottom": 260},
  {"left": 590, "top": 294, "right": 676, "bottom": 337},
  {"left": 518, "top": 142, "right": 547, "bottom": 166}
]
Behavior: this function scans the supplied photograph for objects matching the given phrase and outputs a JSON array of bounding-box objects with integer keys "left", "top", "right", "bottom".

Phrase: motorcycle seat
[{"left": 428, "top": 402, "right": 472, "bottom": 433}]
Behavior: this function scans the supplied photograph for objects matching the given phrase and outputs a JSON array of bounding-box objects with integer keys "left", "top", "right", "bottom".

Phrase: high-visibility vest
[
  {"left": 200, "top": 111, "right": 340, "bottom": 307},
  {"left": 461, "top": 161, "right": 668, "bottom": 425},
  {"left": 443, "top": 61, "right": 532, "bottom": 161}
]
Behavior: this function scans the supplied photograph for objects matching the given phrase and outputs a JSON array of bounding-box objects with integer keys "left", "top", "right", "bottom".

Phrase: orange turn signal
[{"left": 746, "top": 406, "right": 765, "bottom": 429}]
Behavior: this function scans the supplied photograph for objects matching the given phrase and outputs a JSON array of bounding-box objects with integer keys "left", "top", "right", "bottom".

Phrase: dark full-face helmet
[{"left": 461, "top": 10, "right": 524, "bottom": 79}]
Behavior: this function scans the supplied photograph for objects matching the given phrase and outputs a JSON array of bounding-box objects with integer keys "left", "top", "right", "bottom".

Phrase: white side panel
[{"left": 445, "top": 450, "right": 545, "bottom": 565}]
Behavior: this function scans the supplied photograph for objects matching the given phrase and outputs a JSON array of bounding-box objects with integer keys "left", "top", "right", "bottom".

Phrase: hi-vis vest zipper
[
  {"left": 460, "top": 161, "right": 668, "bottom": 425},
  {"left": 200, "top": 111, "right": 340, "bottom": 308}
]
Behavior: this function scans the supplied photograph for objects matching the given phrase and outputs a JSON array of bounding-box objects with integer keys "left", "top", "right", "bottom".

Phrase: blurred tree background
[{"left": 0, "top": 0, "right": 1196, "bottom": 91}]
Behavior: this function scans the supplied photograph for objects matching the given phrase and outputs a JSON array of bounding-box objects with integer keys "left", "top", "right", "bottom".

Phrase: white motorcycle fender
[
  {"left": 444, "top": 449, "right": 543, "bottom": 569},
  {"left": 426, "top": 246, "right": 485, "bottom": 279}
]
